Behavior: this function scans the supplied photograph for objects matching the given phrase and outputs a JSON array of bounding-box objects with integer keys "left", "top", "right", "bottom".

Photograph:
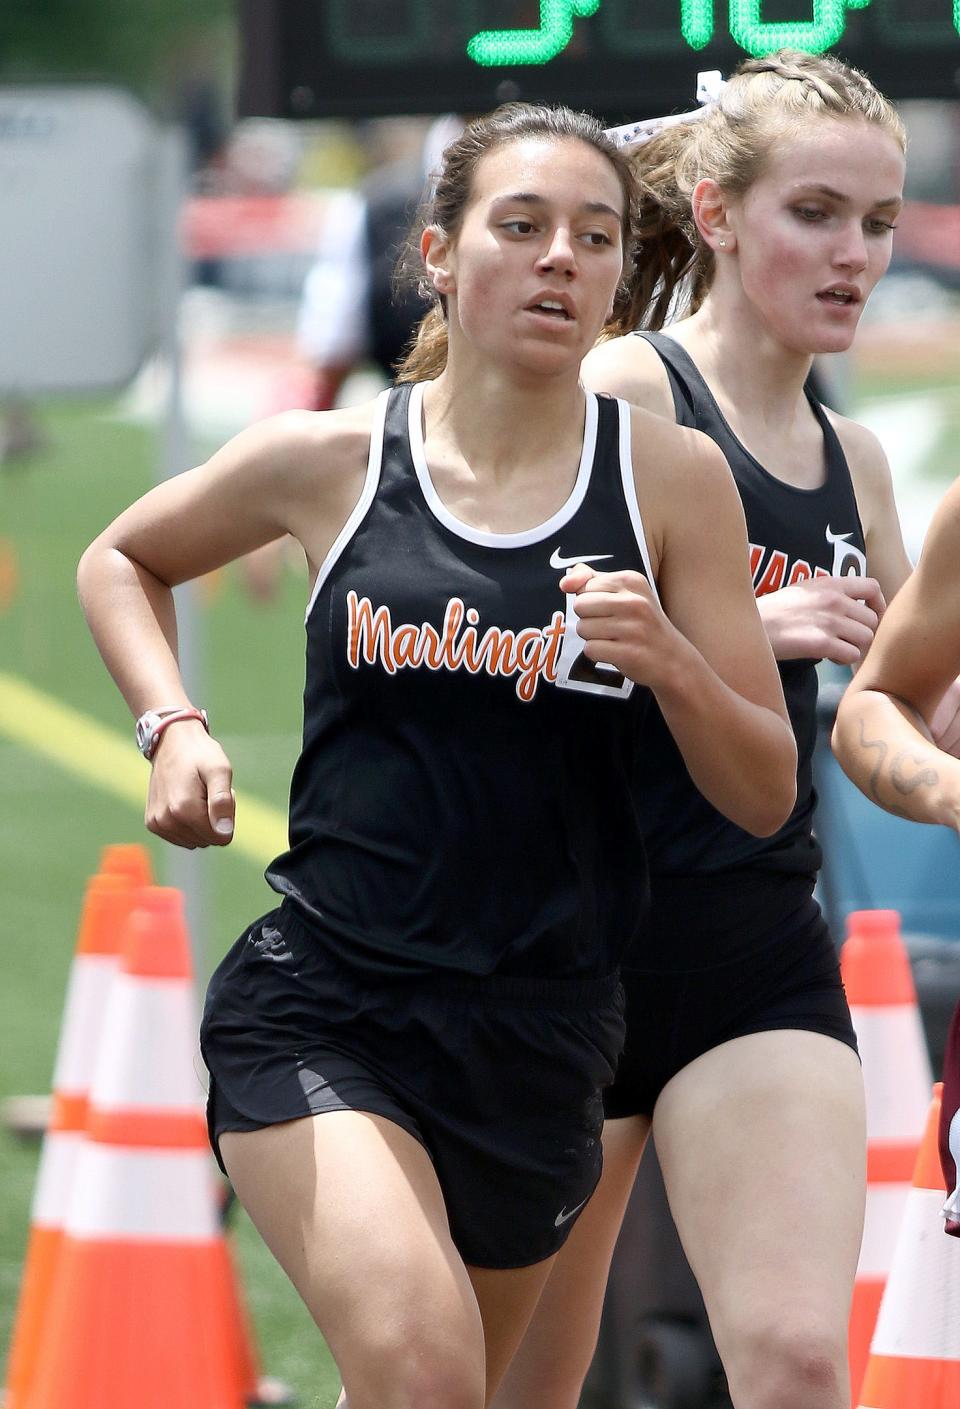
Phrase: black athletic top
[
  {"left": 633, "top": 332, "right": 866, "bottom": 878},
  {"left": 267, "top": 382, "right": 656, "bottom": 980}
]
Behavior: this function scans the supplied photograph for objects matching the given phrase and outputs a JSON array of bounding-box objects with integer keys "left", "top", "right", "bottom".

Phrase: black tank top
[
  {"left": 633, "top": 331, "right": 866, "bottom": 877},
  {"left": 267, "top": 382, "right": 655, "bottom": 979}
]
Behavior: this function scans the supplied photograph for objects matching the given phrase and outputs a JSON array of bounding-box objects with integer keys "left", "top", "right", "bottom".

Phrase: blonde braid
[{"left": 618, "top": 49, "right": 905, "bottom": 332}]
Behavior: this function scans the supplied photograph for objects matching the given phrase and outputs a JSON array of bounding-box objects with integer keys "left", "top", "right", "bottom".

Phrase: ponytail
[
  {"left": 395, "top": 306, "right": 448, "bottom": 384},
  {"left": 620, "top": 125, "right": 705, "bottom": 332}
]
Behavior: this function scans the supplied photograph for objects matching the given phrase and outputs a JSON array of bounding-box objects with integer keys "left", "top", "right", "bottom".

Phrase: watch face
[{"left": 136, "top": 713, "right": 157, "bottom": 754}]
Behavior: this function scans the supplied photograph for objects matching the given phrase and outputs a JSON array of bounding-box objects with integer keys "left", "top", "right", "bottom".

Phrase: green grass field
[
  {"left": 0, "top": 397, "right": 339, "bottom": 1407},
  {"left": 1, "top": 334, "right": 958, "bottom": 1407}
]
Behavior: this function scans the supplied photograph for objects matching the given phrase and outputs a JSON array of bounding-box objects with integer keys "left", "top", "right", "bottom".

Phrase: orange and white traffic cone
[
  {"left": 857, "top": 1084, "right": 960, "bottom": 1407},
  {"left": 26, "top": 887, "right": 246, "bottom": 1409},
  {"left": 98, "top": 847, "right": 282, "bottom": 1406},
  {"left": 4, "top": 871, "right": 136, "bottom": 1409},
  {"left": 99, "top": 841, "right": 153, "bottom": 889},
  {"left": 841, "top": 908, "right": 933, "bottom": 1406}
]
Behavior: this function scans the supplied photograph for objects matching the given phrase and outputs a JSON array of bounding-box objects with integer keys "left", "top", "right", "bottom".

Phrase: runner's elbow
[{"left": 744, "top": 731, "right": 798, "bottom": 836}]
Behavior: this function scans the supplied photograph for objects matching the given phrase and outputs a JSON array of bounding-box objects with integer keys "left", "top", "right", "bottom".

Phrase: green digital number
[
  {"left": 468, "top": 0, "right": 602, "bottom": 67},
  {"left": 467, "top": 1, "right": 852, "bottom": 66},
  {"left": 465, "top": 0, "right": 960, "bottom": 68},
  {"left": 682, "top": 0, "right": 715, "bottom": 49},
  {"left": 469, "top": 0, "right": 712, "bottom": 65},
  {"left": 728, "top": 0, "right": 846, "bottom": 54},
  {"left": 324, "top": 0, "right": 960, "bottom": 71}
]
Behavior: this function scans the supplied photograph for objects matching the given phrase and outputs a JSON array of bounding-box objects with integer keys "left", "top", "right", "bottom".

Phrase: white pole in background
[{"left": 154, "top": 124, "right": 210, "bottom": 984}]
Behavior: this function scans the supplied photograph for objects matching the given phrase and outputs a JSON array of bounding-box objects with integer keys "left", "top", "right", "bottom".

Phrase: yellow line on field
[{"left": 0, "top": 672, "right": 287, "bottom": 863}]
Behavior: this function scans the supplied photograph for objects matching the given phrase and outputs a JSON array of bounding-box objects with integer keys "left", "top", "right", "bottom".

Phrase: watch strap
[{"left": 136, "top": 707, "right": 209, "bottom": 760}]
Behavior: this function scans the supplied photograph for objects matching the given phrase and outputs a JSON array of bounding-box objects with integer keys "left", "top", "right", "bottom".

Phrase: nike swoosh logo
[
  {"left": 549, "top": 549, "right": 613, "bottom": 570},
  {"left": 554, "top": 1195, "right": 590, "bottom": 1227}
]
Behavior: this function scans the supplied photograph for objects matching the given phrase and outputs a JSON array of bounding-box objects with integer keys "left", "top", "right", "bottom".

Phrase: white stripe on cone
[
  {"left": 51, "top": 955, "right": 117, "bottom": 1091},
  {"left": 66, "top": 1145, "right": 219, "bottom": 1241},
  {"left": 90, "top": 976, "right": 204, "bottom": 1112},
  {"left": 852, "top": 1006, "right": 933, "bottom": 1141},
  {"left": 857, "top": 1183, "right": 915, "bottom": 1279},
  {"left": 31, "top": 1130, "right": 84, "bottom": 1225},
  {"left": 869, "top": 1188, "right": 960, "bottom": 1361}
]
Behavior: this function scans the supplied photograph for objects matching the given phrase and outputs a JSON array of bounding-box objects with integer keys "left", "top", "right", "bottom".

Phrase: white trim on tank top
[
  {"left": 615, "top": 396, "right": 661, "bottom": 605},
  {"left": 407, "top": 379, "right": 599, "bottom": 548},
  {"left": 304, "top": 388, "right": 391, "bottom": 625}
]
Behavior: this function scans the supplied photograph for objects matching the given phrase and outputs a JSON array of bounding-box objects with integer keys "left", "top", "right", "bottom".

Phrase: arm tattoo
[
  {"left": 857, "top": 720, "right": 939, "bottom": 819},
  {"left": 891, "top": 749, "right": 939, "bottom": 796},
  {"left": 857, "top": 718, "right": 888, "bottom": 804}
]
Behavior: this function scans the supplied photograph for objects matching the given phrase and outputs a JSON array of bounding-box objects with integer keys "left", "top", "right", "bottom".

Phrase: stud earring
[{"left": 718, "top": 239, "right": 727, "bottom": 248}]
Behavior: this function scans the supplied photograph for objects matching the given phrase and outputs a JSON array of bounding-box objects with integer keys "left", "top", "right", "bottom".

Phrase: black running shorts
[
  {"left": 200, "top": 903, "right": 625, "bottom": 1269},
  {"left": 604, "top": 871, "right": 858, "bottom": 1121}
]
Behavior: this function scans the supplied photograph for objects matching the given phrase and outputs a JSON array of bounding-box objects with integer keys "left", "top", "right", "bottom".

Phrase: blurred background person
[
  {"left": 296, "top": 114, "right": 464, "bottom": 413},
  {"left": 240, "top": 114, "right": 464, "bottom": 601}
]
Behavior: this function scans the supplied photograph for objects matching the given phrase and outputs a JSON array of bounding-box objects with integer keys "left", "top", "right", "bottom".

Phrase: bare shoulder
[
  {"left": 627, "top": 406, "right": 740, "bottom": 568},
  {"left": 822, "top": 406, "right": 893, "bottom": 497},
  {"left": 821, "top": 404, "right": 915, "bottom": 596},
  {"left": 630, "top": 405, "right": 729, "bottom": 487},
  {"left": 196, "top": 399, "right": 378, "bottom": 526},
  {"left": 259, "top": 401, "right": 383, "bottom": 549},
  {"left": 581, "top": 334, "right": 675, "bottom": 419},
  {"left": 294, "top": 398, "right": 379, "bottom": 447},
  {"left": 222, "top": 401, "right": 377, "bottom": 488}
]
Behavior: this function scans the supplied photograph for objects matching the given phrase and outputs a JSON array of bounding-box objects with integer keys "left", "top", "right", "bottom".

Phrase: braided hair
[{"left": 619, "top": 49, "right": 906, "bottom": 333}]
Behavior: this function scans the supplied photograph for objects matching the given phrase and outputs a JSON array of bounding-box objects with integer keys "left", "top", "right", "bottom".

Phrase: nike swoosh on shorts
[{"left": 554, "top": 1195, "right": 589, "bottom": 1227}]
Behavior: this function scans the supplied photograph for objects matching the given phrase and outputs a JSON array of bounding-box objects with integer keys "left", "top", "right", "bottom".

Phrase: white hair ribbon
[{"left": 604, "top": 70, "right": 726, "bottom": 151}]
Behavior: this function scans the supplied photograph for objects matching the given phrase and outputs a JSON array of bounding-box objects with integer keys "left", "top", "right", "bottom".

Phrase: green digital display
[
  {"left": 467, "top": 0, "right": 898, "bottom": 65},
  {"left": 238, "top": 1, "right": 960, "bottom": 119}
]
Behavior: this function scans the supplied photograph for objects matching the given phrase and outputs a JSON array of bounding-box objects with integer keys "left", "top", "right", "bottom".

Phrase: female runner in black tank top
[
  {"left": 76, "top": 106, "right": 795, "bottom": 1409},
  {"left": 492, "top": 52, "right": 952, "bottom": 1409}
]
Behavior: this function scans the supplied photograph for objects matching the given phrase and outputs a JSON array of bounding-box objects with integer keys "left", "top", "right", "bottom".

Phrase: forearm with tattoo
[{"left": 856, "top": 718, "right": 941, "bottom": 820}]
